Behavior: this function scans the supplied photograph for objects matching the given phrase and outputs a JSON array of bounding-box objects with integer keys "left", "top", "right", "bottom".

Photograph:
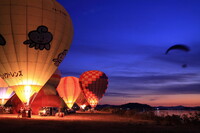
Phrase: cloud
[
  {"left": 105, "top": 92, "right": 141, "bottom": 98},
  {"left": 149, "top": 98, "right": 158, "bottom": 101},
  {"left": 108, "top": 72, "right": 200, "bottom": 95},
  {"left": 59, "top": 69, "right": 82, "bottom": 77},
  {"left": 110, "top": 73, "right": 199, "bottom": 85},
  {"left": 155, "top": 83, "right": 200, "bottom": 95},
  {"left": 108, "top": 82, "right": 200, "bottom": 97}
]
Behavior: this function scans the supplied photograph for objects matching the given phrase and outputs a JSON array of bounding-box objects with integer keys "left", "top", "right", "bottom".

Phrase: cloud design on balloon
[
  {"left": 23, "top": 25, "right": 53, "bottom": 50},
  {"left": 0, "top": 34, "right": 6, "bottom": 46}
]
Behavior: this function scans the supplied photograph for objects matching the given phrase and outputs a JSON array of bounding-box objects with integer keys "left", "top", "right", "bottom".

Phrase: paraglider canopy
[{"left": 165, "top": 44, "right": 190, "bottom": 55}]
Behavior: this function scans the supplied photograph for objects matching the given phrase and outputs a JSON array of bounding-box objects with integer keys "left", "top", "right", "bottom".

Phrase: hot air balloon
[
  {"left": 29, "top": 69, "right": 61, "bottom": 105},
  {"left": 0, "top": 78, "right": 14, "bottom": 106},
  {"left": 0, "top": 0, "right": 73, "bottom": 105},
  {"left": 30, "top": 69, "right": 64, "bottom": 114},
  {"left": 79, "top": 70, "right": 108, "bottom": 108},
  {"left": 56, "top": 77, "right": 81, "bottom": 109},
  {"left": 47, "top": 69, "right": 62, "bottom": 88},
  {"left": 165, "top": 44, "right": 190, "bottom": 68},
  {"left": 5, "top": 69, "right": 64, "bottom": 114},
  {"left": 30, "top": 87, "right": 66, "bottom": 115},
  {"left": 76, "top": 91, "right": 89, "bottom": 110}
]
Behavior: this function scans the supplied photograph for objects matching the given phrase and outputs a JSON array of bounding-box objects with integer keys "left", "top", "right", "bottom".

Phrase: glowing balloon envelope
[
  {"left": 6, "top": 69, "right": 63, "bottom": 113},
  {"left": 56, "top": 77, "right": 81, "bottom": 109},
  {"left": 79, "top": 70, "right": 108, "bottom": 108},
  {"left": 30, "top": 68, "right": 62, "bottom": 105},
  {"left": 0, "top": 78, "right": 14, "bottom": 106},
  {"left": 0, "top": 0, "right": 73, "bottom": 105},
  {"left": 76, "top": 91, "right": 89, "bottom": 109},
  {"left": 47, "top": 69, "right": 62, "bottom": 88}
]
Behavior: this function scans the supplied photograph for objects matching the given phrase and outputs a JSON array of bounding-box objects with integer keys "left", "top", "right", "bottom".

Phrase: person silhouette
[{"left": 17, "top": 107, "right": 23, "bottom": 118}]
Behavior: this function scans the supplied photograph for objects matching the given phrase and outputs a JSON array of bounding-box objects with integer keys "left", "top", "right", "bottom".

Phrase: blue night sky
[{"left": 57, "top": 0, "right": 200, "bottom": 106}]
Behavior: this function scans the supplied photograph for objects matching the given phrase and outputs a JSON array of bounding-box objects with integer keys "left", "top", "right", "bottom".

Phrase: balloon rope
[{"left": 29, "top": 92, "right": 38, "bottom": 107}]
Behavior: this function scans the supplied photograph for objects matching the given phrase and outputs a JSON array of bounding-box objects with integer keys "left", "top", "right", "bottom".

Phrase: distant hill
[
  {"left": 119, "top": 103, "right": 152, "bottom": 110},
  {"left": 96, "top": 103, "right": 200, "bottom": 111},
  {"left": 96, "top": 103, "right": 153, "bottom": 111}
]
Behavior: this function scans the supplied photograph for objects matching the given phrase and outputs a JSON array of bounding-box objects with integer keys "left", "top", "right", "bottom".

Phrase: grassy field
[{"left": 0, "top": 112, "right": 200, "bottom": 133}]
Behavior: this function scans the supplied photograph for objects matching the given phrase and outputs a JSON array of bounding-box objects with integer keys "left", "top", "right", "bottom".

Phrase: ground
[{"left": 0, "top": 111, "right": 199, "bottom": 133}]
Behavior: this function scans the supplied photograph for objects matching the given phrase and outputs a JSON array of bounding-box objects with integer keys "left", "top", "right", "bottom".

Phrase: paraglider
[
  {"left": 79, "top": 70, "right": 108, "bottom": 108},
  {"left": 165, "top": 44, "right": 190, "bottom": 68},
  {"left": 165, "top": 44, "right": 190, "bottom": 54},
  {"left": 56, "top": 77, "right": 81, "bottom": 109},
  {"left": 0, "top": 78, "right": 14, "bottom": 106},
  {"left": 0, "top": 0, "right": 73, "bottom": 105},
  {"left": 182, "top": 64, "right": 187, "bottom": 68}
]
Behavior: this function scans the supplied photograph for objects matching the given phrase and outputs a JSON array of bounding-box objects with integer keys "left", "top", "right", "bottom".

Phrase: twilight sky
[{"left": 57, "top": 0, "right": 200, "bottom": 106}]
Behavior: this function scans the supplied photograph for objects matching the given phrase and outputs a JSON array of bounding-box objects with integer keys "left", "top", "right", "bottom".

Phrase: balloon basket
[
  {"left": 20, "top": 106, "right": 32, "bottom": 118},
  {"left": 21, "top": 110, "right": 31, "bottom": 118}
]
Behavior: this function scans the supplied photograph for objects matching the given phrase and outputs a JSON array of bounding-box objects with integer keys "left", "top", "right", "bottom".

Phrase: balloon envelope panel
[
  {"left": 0, "top": 77, "right": 8, "bottom": 88},
  {"left": 47, "top": 69, "right": 62, "bottom": 88},
  {"left": 0, "top": 87, "right": 14, "bottom": 105},
  {"left": 0, "top": 78, "right": 14, "bottom": 105},
  {"left": 30, "top": 89, "right": 65, "bottom": 115},
  {"left": 4, "top": 94, "right": 23, "bottom": 113},
  {"left": 76, "top": 91, "right": 89, "bottom": 108}
]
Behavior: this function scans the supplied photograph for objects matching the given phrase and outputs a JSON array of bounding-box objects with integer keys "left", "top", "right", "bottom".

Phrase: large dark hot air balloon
[
  {"left": 0, "top": 0, "right": 73, "bottom": 105},
  {"left": 79, "top": 70, "right": 108, "bottom": 108}
]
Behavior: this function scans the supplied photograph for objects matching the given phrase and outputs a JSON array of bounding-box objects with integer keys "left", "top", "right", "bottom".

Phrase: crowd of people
[{"left": 17, "top": 106, "right": 32, "bottom": 118}]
